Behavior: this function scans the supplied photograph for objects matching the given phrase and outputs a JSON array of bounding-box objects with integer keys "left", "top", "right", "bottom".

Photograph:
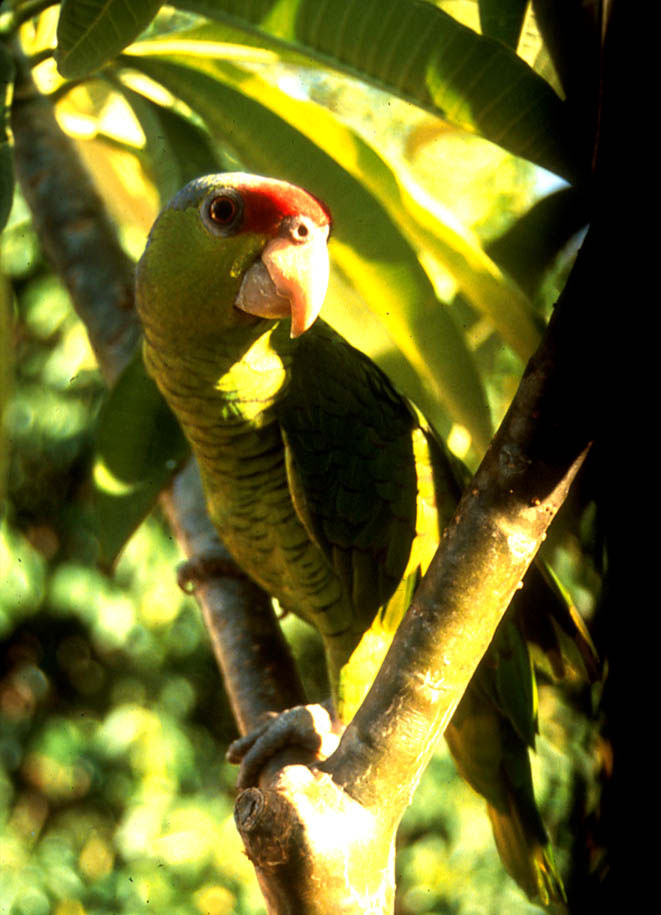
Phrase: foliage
[{"left": 0, "top": 1, "right": 606, "bottom": 913}]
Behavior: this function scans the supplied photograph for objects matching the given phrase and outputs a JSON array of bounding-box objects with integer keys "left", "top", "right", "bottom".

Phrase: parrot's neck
[{"left": 143, "top": 320, "right": 293, "bottom": 435}]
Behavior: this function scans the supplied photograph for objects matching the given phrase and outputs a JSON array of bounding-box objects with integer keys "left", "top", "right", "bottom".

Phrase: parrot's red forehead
[{"left": 237, "top": 177, "right": 332, "bottom": 234}]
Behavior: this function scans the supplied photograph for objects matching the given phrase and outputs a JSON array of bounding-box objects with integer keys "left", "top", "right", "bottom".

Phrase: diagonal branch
[
  {"left": 232, "top": 151, "right": 612, "bottom": 913},
  {"left": 323, "top": 237, "right": 596, "bottom": 817}
]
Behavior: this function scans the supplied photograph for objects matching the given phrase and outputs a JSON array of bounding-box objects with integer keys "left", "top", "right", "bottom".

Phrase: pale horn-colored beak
[{"left": 235, "top": 217, "right": 330, "bottom": 337}]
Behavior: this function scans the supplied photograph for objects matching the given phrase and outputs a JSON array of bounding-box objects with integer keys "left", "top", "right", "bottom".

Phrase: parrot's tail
[{"left": 487, "top": 792, "right": 567, "bottom": 907}]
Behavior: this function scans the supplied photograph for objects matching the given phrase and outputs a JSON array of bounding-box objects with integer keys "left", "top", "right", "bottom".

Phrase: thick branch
[
  {"left": 322, "top": 215, "right": 601, "bottom": 821},
  {"left": 10, "top": 47, "right": 139, "bottom": 383},
  {"left": 234, "top": 254, "right": 599, "bottom": 909},
  {"left": 9, "top": 48, "right": 303, "bottom": 733}
]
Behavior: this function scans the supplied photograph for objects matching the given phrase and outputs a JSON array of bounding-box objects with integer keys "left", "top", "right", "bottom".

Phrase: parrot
[{"left": 135, "top": 172, "right": 597, "bottom": 906}]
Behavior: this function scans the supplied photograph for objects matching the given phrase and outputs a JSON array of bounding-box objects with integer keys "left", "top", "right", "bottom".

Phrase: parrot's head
[{"left": 136, "top": 173, "right": 332, "bottom": 345}]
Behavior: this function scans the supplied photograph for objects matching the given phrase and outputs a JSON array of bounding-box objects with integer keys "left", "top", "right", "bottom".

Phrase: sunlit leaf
[
  {"left": 55, "top": 0, "right": 166, "bottom": 78},
  {"left": 0, "top": 43, "right": 14, "bottom": 232},
  {"left": 121, "top": 52, "right": 493, "bottom": 448},
  {"left": 117, "top": 82, "right": 227, "bottom": 204},
  {"left": 174, "top": 0, "right": 579, "bottom": 179},
  {"left": 531, "top": 0, "right": 601, "bottom": 104},
  {"left": 93, "top": 346, "right": 189, "bottom": 568},
  {"left": 485, "top": 185, "right": 589, "bottom": 297}
]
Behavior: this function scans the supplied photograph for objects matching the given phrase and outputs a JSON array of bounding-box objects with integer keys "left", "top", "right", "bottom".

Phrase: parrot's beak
[{"left": 235, "top": 220, "right": 330, "bottom": 337}]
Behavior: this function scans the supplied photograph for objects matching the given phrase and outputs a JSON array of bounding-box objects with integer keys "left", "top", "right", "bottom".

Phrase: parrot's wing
[{"left": 277, "top": 320, "right": 460, "bottom": 634}]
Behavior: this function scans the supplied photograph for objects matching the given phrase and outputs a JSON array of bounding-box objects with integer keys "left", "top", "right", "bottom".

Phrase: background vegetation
[{"left": 1, "top": 2, "right": 609, "bottom": 912}]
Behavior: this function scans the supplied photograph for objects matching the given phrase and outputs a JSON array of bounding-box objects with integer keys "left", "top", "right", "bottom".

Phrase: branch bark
[
  {"left": 322, "top": 245, "right": 595, "bottom": 817},
  {"left": 235, "top": 0, "right": 622, "bottom": 898}
]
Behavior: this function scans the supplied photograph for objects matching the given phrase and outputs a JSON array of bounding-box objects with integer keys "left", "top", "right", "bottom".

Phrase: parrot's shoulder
[{"left": 287, "top": 319, "right": 415, "bottom": 417}]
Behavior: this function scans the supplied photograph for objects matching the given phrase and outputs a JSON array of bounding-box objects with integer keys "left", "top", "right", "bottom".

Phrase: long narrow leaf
[
  {"left": 479, "top": 0, "right": 528, "bottom": 48},
  {"left": 93, "top": 346, "right": 189, "bottom": 568},
  {"left": 485, "top": 185, "right": 589, "bottom": 297},
  {"left": 117, "top": 82, "right": 228, "bottom": 203},
  {"left": 174, "top": 0, "right": 579, "bottom": 179}
]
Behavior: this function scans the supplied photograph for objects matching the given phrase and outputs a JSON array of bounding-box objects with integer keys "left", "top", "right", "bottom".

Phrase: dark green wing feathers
[{"left": 279, "top": 320, "right": 455, "bottom": 629}]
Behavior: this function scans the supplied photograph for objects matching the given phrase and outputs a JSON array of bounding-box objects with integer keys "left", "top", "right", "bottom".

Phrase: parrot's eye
[
  {"left": 209, "top": 196, "right": 237, "bottom": 224},
  {"left": 201, "top": 188, "right": 244, "bottom": 236}
]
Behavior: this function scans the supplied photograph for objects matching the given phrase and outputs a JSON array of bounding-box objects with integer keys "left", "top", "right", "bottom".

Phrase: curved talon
[{"left": 227, "top": 704, "right": 341, "bottom": 789}]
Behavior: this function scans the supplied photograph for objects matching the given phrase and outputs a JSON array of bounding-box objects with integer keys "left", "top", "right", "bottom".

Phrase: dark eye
[
  {"left": 201, "top": 188, "right": 244, "bottom": 236},
  {"left": 209, "top": 195, "right": 238, "bottom": 225}
]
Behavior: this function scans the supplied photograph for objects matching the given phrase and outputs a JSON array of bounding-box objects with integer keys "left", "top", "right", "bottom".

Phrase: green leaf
[
  {"left": 117, "top": 82, "right": 227, "bottom": 204},
  {"left": 0, "top": 42, "right": 14, "bottom": 232},
  {"left": 56, "top": 0, "right": 166, "bottom": 78},
  {"left": 485, "top": 185, "right": 589, "bottom": 297},
  {"left": 93, "top": 346, "right": 189, "bottom": 568},
  {"left": 479, "top": 0, "right": 528, "bottom": 48},
  {"left": 532, "top": 0, "right": 601, "bottom": 102},
  {"left": 121, "top": 52, "right": 494, "bottom": 450},
  {"left": 174, "top": 0, "right": 579, "bottom": 179}
]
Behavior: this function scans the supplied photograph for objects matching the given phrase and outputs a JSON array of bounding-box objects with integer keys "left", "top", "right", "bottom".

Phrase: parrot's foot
[
  {"left": 177, "top": 551, "right": 247, "bottom": 593},
  {"left": 227, "top": 703, "right": 342, "bottom": 789}
]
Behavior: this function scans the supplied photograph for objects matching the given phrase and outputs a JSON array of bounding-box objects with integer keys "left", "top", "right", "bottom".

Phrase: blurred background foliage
[{"left": 0, "top": 1, "right": 606, "bottom": 913}]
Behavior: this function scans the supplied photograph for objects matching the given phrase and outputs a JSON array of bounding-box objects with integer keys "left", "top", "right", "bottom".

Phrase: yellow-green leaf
[
  {"left": 0, "top": 42, "right": 14, "bottom": 232},
  {"left": 93, "top": 346, "right": 189, "bottom": 568},
  {"left": 56, "top": 0, "right": 165, "bottom": 78},
  {"left": 176, "top": 0, "right": 579, "bottom": 179}
]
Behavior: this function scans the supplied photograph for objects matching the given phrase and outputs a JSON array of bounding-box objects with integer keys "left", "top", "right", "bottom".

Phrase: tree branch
[
  {"left": 323, "top": 244, "right": 596, "bottom": 817},
  {"left": 162, "top": 460, "right": 306, "bottom": 734},
  {"left": 319, "top": 0, "right": 619, "bottom": 829}
]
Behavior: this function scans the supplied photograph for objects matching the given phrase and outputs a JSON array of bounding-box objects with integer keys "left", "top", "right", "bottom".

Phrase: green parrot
[{"left": 135, "top": 173, "right": 595, "bottom": 905}]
